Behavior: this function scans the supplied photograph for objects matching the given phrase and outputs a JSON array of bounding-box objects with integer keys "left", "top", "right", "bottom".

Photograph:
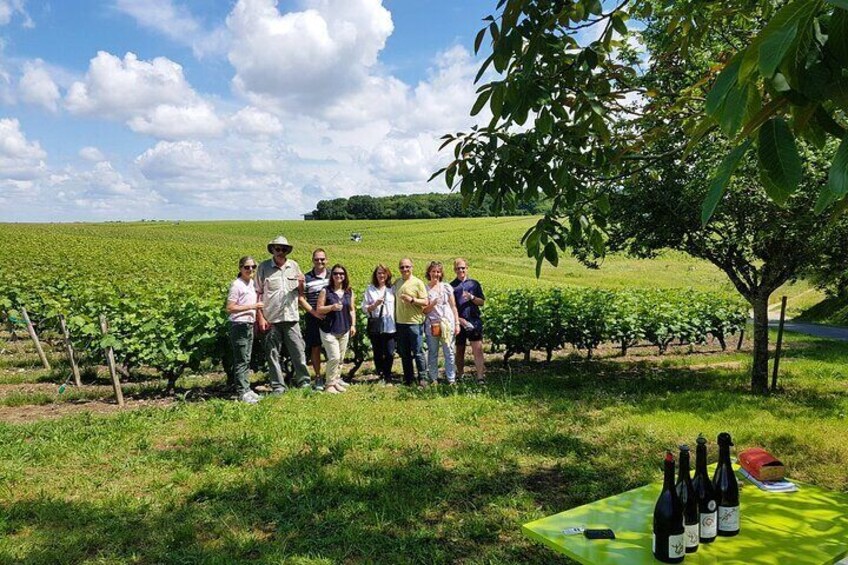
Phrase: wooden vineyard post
[
  {"left": 771, "top": 296, "right": 788, "bottom": 392},
  {"left": 58, "top": 314, "right": 82, "bottom": 387},
  {"left": 736, "top": 329, "right": 745, "bottom": 351},
  {"left": 99, "top": 314, "right": 125, "bottom": 407},
  {"left": 20, "top": 307, "right": 51, "bottom": 370}
]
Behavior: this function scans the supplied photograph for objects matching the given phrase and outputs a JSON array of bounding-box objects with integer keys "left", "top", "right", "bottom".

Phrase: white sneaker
[{"left": 241, "top": 391, "right": 260, "bottom": 404}]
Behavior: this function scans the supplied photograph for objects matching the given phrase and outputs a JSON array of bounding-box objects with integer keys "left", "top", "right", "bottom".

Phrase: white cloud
[
  {"left": 0, "top": 118, "right": 47, "bottom": 180},
  {"left": 136, "top": 140, "right": 220, "bottom": 182},
  {"left": 18, "top": 59, "right": 61, "bottom": 112},
  {"left": 114, "top": 0, "right": 228, "bottom": 58},
  {"left": 79, "top": 146, "right": 105, "bottom": 161},
  {"left": 65, "top": 51, "right": 196, "bottom": 118},
  {"left": 64, "top": 51, "right": 224, "bottom": 140},
  {"left": 229, "top": 106, "right": 282, "bottom": 137},
  {"left": 227, "top": 0, "right": 393, "bottom": 113},
  {"left": 0, "top": 0, "right": 32, "bottom": 27},
  {"left": 127, "top": 102, "right": 225, "bottom": 139}
]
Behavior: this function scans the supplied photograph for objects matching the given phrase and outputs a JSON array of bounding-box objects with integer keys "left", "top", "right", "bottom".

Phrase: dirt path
[{"left": 768, "top": 320, "right": 848, "bottom": 342}]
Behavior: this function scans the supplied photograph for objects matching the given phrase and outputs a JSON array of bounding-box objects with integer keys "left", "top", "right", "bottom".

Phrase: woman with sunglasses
[
  {"left": 226, "top": 256, "right": 264, "bottom": 403},
  {"left": 422, "top": 261, "right": 460, "bottom": 384},
  {"left": 316, "top": 264, "right": 356, "bottom": 394},
  {"left": 361, "top": 264, "right": 396, "bottom": 384}
]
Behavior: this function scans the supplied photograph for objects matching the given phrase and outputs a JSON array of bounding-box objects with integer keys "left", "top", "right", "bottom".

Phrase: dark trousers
[
  {"left": 369, "top": 332, "right": 396, "bottom": 380},
  {"left": 396, "top": 323, "right": 426, "bottom": 384},
  {"left": 229, "top": 322, "right": 254, "bottom": 394}
]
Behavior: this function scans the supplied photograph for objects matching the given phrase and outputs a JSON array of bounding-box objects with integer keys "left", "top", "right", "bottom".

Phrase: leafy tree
[
  {"left": 436, "top": 0, "right": 848, "bottom": 270},
  {"left": 315, "top": 198, "right": 349, "bottom": 220},
  {"left": 346, "top": 195, "right": 382, "bottom": 219}
]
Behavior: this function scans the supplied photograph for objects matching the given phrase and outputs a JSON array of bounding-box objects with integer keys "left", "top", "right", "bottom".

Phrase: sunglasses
[
  {"left": 272, "top": 246, "right": 289, "bottom": 252},
  {"left": 313, "top": 258, "right": 327, "bottom": 262},
  {"left": 242, "top": 265, "right": 257, "bottom": 270},
  {"left": 399, "top": 265, "right": 412, "bottom": 270},
  {"left": 456, "top": 267, "right": 467, "bottom": 271}
]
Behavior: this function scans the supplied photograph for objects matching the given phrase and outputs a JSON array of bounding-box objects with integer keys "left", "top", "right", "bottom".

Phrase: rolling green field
[
  {"left": 0, "top": 217, "right": 816, "bottom": 300},
  {"left": 0, "top": 219, "right": 845, "bottom": 564}
]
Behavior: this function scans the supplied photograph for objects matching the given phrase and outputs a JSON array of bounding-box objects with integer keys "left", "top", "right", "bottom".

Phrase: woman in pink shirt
[{"left": 226, "top": 256, "right": 264, "bottom": 403}]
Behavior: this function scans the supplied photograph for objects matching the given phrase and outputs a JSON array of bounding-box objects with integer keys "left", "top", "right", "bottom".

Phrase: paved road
[{"left": 767, "top": 320, "right": 848, "bottom": 342}]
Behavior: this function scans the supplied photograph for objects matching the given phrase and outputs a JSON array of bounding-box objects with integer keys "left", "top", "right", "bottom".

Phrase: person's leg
[
  {"left": 384, "top": 333, "right": 396, "bottom": 381},
  {"left": 471, "top": 338, "right": 485, "bottom": 381},
  {"left": 426, "top": 328, "right": 439, "bottom": 382},
  {"left": 230, "top": 323, "right": 253, "bottom": 395},
  {"left": 283, "top": 321, "right": 311, "bottom": 388},
  {"left": 411, "top": 323, "right": 428, "bottom": 383},
  {"left": 443, "top": 333, "right": 457, "bottom": 384},
  {"left": 370, "top": 333, "right": 385, "bottom": 379},
  {"left": 455, "top": 331, "right": 467, "bottom": 377},
  {"left": 337, "top": 331, "right": 350, "bottom": 380},
  {"left": 321, "top": 331, "right": 341, "bottom": 388},
  {"left": 264, "top": 323, "right": 287, "bottom": 392},
  {"left": 396, "top": 324, "right": 413, "bottom": 385}
]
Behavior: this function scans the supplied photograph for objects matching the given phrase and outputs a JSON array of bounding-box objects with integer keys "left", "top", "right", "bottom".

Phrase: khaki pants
[
  {"left": 320, "top": 330, "right": 350, "bottom": 386},
  {"left": 264, "top": 321, "right": 311, "bottom": 391}
]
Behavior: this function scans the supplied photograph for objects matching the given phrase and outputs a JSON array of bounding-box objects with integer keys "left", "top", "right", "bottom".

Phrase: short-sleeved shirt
[
  {"left": 393, "top": 275, "right": 427, "bottom": 325},
  {"left": 256, "top": 258, "right": 302, "bottom": 323},
  {"left": 304, "top": 269, "right": 330, "bottom": 310},
  {"left": 227, "top": 277, "right": 258, "bottom": 324},
  {"left": 426, "top": 282, "right": 456, "bottom": 326},
  {"left": 451, "top": 277, "right": 485, "bottom": 322}
]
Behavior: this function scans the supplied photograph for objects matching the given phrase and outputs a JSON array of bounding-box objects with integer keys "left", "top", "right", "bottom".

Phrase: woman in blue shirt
[{"left": 316, "top": 264, "right": 356, "bottom": 394}]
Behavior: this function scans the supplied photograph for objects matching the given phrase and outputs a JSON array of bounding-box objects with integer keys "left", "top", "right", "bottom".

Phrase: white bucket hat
[{"left": 267, "top": 235, "right": 293, "bottom": 254}]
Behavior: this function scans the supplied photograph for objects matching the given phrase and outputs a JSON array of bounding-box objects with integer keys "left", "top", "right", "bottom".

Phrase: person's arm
[
  {"left": 226, "top": 299, "right": 263, "bottom": 314},
  {"left": 448, "top": 287, "right": 460, "bottom": 335},
  {"left": 255, "top": 266, "right": 269, "bottom": 330},
  {"left": 349, "top": 291, "right": 357, "bottom": 336},
  {"left": 469, "top": 282, "right": 485, "bottom": 305},
  {"left": 316, "top": 289, "right": 331, "bottom": 314}
]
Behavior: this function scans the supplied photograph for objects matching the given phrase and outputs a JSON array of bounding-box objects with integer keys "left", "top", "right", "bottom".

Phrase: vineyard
[{"left": 0, "top": 220, "right": 747, "bottom": 395}]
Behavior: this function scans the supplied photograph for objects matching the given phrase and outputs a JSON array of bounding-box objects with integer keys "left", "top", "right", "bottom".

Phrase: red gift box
[{"left": 739, "top": 448, "right": 785, "bottom": 481}]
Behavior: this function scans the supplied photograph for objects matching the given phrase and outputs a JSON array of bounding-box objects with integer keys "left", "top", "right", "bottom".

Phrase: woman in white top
[
  {"left": 361, "top": 264, "right": 397, "bottom": 384},
  {"left": 422, "top": 261, "right": 460, "bottom": 384},
  {"left": 226, "top": 256, "right": 263, "bottom": 403}
]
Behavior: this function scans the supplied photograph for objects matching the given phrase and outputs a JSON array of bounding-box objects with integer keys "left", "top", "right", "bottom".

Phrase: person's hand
[
  {"left": 335, "top": 303, "right": 344, "bottom": 311},
  {"left": 373, "top": 297, "right": 384, "bottom": 307},
  {"left": 454, "top": 323, "right": 460, "bottom": 336},
  {"left": 257, "top": 318, "right": 270, "bottom": 332},
  {"left": 350, "top": 326, "right": 357, "bottom": 337},
  {"left": 402, "top": 294, "right": 413, "bottom": 304},
  {"left": 463, "top": 290, "right": 473, "bottom": 301},
  {"left": 253, "top": 301, "right": 264, "bottom": 310},
  {"left": 297, "top": 273, "right": 305, "bottom": 292}
]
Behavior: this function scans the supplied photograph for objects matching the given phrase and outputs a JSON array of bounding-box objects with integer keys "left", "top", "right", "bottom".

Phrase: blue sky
[{"left": 0, "top": 0, "right": 495, "bottom": 221}]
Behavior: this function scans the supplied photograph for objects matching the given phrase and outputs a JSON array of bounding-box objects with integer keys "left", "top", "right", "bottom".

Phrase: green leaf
[
  {"left": 825, "top": 0, "right": 848, "bottom": 9},
  {"left": 717, "top": 82, "right": 750, "bottom": 136},
  {"left": 828, "top": 134, "right": 848, "bottom": 197},
  {"left": 474, "top": 27, "right": 486, "bottom": 54},
  {"left": 543, "top": 243, "right": 559, "bottom": 267},
  {"left": 827, "top": 8, "right": 848, "bottom": 66},
  {"left": 702, "top": 138, "right": 753, "bottom": 225},
  {"left": 757, "top": 118, "right": 803, "bottom": 204},
  {"left": 758, "top": 20, "right": 798, "bottom": 77},
  {"left": 471, "top": 87, "right": 491, "bottom": 116},
  {"left": 611, "top": 13, "right": 628, "bottom": 36},
  {"left": 706, "top": 55, "right": 742, "bottom": 117},
  {"left": 490, "top": 82, "right": 505, "bottom": 117}
]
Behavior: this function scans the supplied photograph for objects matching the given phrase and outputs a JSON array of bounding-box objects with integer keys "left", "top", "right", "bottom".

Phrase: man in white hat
[{"left": 256, "top": 235, "right": 311, "bottom": 392}]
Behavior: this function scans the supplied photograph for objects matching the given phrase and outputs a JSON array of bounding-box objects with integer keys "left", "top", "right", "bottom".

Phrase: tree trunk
[{"left": 750, "top": 293, "right": 770, "bottom": 394}]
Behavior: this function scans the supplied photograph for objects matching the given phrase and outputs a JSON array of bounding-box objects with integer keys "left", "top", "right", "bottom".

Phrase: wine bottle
[
  {"left": 713, "top": 432, "right": 740, "bottom": 536},
  {"left": 653, "top": 451, "right": 685, "bottom": 563},
  {"left": 691, "top": 434, "right": 717, "bottom": 543},
  {"left": 676, "top": 445, "right": 699, "bottom": 553}
]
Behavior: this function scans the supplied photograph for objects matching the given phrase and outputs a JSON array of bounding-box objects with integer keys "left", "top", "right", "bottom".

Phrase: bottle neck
[
  {"left": 719, "top": 443, "right": 732, "bottom": 465},
  {"left": 664, "top": 459, "right": 676, "bottom": 489},
  {"left": 678, "top": 453, "right": 691, "bottom": 481},
  {"left": 696, "top": 445, "right": 708, "bottom": 474}
]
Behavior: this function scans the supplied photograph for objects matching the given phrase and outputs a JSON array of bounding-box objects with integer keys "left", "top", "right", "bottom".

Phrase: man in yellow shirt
[{"left": 393, "top": 258, "right": 428, "bottom": 386}]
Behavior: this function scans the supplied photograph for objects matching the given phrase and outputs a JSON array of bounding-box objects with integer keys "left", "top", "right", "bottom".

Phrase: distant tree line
[{"left": 306, "top": 193, "right": 548, "bottom": 220}]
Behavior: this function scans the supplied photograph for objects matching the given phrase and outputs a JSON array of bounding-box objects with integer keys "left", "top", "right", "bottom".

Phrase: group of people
[{"left": 226, "top": 235, "right": 486, "bottom": 404}]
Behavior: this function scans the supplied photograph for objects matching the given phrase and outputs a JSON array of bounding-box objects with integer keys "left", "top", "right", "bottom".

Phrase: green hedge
[{"left": 484, "top": 288, "right": 747, "bottom": 360}]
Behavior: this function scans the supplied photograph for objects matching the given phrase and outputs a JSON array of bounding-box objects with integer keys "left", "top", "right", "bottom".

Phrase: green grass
[{"left": 0, "top": 330, "right": 846, "bottom": 563}]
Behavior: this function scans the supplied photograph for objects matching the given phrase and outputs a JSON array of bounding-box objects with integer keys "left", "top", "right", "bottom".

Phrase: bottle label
[
  {"left": 718, "top": 505, "right": 740, "bottom": 531},
  {"left": 668, "top": 534, "right": 685, "bottom": 558},
  {"left": 652, "top": 533, "right": 685, "bottom": 558},
  {"left": 685, "top": 523, "right": 699, "bottom": 549},
  {"left": 700, "top": 511, "right": 717, "bottom": 538}
]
